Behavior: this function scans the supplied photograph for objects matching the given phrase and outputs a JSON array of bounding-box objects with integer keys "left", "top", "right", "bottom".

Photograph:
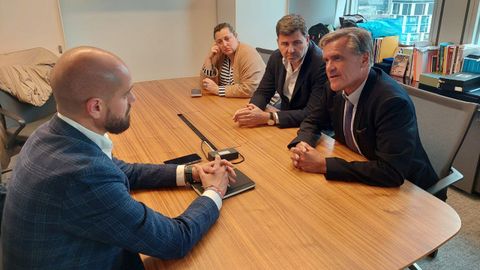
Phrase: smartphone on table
[
  {"left": 164, "top": 153, "right": 202, "bottom": 165},
  {"left": 191, "top": 88, "right": 202, "bottom": 97}
]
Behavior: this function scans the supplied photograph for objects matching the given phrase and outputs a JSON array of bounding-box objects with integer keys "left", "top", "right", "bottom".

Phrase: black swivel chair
[
  {"left": 0, "top": 91, "right": 55, "bottom": 243},
  {"left": 0, "top": 90, "right": 56, "bottom": 149},
  {"left": 255, "top": 47, "right": 280, "bottom": 108},
  {"left": 255, "top": 47, "right": 274, "bottom": 65}
]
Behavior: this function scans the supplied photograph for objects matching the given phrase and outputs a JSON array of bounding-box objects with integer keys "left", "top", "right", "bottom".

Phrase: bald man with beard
[{"left": 1, "top": 47, "right": 235, "bottom": 270}]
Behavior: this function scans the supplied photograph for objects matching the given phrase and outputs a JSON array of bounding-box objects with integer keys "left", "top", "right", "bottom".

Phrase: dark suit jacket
[
  {"left": 289, "top": 67, "right": 439, "bottom": 192},
  {"left": 250, "top": 40, "right": 327, "bottom": 128},
  {"left": 2, "top": 116, "right": 219, "bottom": 270}
]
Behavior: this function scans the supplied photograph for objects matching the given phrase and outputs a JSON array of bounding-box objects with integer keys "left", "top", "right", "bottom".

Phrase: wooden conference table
[{"left": 110, "top": 77, "right": 461, "bottom": 270}]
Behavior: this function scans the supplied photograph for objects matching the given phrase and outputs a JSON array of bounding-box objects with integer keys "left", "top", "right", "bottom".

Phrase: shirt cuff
[
  {"left": 202, "top": 66, "right": 217, "bottom": 77},
  {"left": 218, "top": 86, "right": 226, "bottom": 97},
  {"left": 176, "top": 165, "right": 186, "bottom": 186},
  {"left": 202, "top": 189, "right": 222, "bottom": 210}
]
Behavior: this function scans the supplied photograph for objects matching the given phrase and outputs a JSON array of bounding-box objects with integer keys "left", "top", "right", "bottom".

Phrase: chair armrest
[
  {"left": 0, "top": 107, "right": 26, "bottom": 149},
  {"left": 426, "top": 167, "right": 463, "bottom": 195},
  {"left": 0, "top": 107, "right": 25, "bottom": 124}
]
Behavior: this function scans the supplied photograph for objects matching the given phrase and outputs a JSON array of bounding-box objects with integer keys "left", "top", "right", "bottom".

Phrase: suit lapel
[
  {"left": 290, "top": 41, "right": 314, "bottom": 101},
  {"left": 291, "top": 69, "right": 306, "bottom": 101},
  {"left": 278, "top": 64, "right": 286, "bottom": 97},
  {"left": 334, "top": 93, "right": 346, "bottom": 142},
  {"left": 352, "top": 68, "right": 377, "bottom": 146}
]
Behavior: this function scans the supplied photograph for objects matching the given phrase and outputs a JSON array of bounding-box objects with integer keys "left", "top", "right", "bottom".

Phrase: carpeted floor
[{"left": 417, "top": 187, "right": 480, "bottom": 270}]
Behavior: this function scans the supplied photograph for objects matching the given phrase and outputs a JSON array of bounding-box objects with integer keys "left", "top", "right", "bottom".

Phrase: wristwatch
[
  {"left": 184, "top": 165, "right": 195, "bottom": 185},
  {"left": 267, "top": 112, "right": 275, "bottom": 126}
]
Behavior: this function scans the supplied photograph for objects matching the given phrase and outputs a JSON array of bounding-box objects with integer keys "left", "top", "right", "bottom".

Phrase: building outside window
[{"left": 355, "top": 0, "right": 436, "bottom": 45}]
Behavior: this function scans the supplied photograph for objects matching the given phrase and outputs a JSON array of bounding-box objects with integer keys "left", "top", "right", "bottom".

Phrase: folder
[
  {"left": 378, "top": 36, "right": 399, "bottom": 62},
  {"left": 439, "top": 72, "right": 480, "bottom": 92},
  {"left": 191, "top": 168, "right": 255, "bottom": 199}
]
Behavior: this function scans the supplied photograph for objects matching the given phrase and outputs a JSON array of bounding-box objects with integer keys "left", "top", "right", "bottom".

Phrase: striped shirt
[{"left": 202, "top": 57, "right": 234, "bottom": 97}]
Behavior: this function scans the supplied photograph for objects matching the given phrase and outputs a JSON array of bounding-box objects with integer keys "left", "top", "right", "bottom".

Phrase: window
[
  {"left": 402, "top": 4, "right": 412, "bottom": 15},
  {"left": 392, "top": 3, "right": 400, "bottom": 14},
  {"left": 351, "top": 0, "right": 437, "bottom": 45},
  {"left": 421, "top": 15, "right": 430, "bottom": 24},
  {"left": 419, "top": 23, "right": 429, "bottom": 32},
  {"left": 406, "top": 15, "right": 418, "bottom": 23},
  {"left": 406, "top": 24, "right": 418, "bottom": 32},
  {"left": 427, "top": 2, "right": 434, "bottom": 15},
  {"left": 471, "top": 2, "right": 480, "bottom": 44},
  {"left": 414, "top": 4, "right": 425, "bottom": 15}
]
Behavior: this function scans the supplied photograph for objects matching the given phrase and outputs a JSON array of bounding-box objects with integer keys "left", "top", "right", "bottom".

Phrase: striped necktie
[{"left": 343, "top": 98, "right": 359, "bottom": 153}]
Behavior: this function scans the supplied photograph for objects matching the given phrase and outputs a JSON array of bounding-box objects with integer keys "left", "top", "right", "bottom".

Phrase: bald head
[{"left": 50, "top": 46, "right": 131, "bottom": 116}]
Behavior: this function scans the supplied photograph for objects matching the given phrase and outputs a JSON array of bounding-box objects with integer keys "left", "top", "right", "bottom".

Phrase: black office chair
[
  {"left": 255, "top": 47, "right": 281, "bottom": 108},
  {"left": 0, "top": 90, "right": 56, "bottom": 149},
  {"left": 0, "top": 92, "right": 50, "bottom": 222},
  {"left": 403, "top": 84, "right": 478, "bottom": 269},
  {"left": 255, "top": 47, "right": 275, "bottom": 65}
]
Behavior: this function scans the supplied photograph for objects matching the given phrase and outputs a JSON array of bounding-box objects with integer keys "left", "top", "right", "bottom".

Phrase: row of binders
[{"left": 419, "top": 72, "right": 480, "bottom": 93}]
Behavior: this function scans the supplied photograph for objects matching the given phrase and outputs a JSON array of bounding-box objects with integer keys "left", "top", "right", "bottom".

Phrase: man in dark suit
[
  {"left": 289, "top": 27, "right": 442, "bottom": 198},
  {"left": 2, "top": 47, "right": 236, "bottom": 269},
  {"left": 233, "top": 14, "right": 328, "bottom": 128}
]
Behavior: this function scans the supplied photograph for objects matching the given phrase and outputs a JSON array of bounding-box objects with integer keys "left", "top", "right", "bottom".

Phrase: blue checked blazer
[{"left": 1, "top": 115, "right": 219, "bottom": 270}]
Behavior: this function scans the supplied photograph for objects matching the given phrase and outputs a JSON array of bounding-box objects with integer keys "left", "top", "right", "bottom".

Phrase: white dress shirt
[
  {"left": 272, "top": 55, "right": 307, "bottom": 125},
  {"left": 341, "top": 77, "right": 368, "bottom": 156}
]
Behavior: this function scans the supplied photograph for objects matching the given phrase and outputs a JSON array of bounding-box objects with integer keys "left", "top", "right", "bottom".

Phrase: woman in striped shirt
[{"left": 201, "top": 23, "right": 265, "bottom": 98}]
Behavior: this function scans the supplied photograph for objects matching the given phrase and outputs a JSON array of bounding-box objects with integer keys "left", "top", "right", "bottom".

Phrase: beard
[{"left": 105, "top": 105, "right": 131, "bottom": 134}]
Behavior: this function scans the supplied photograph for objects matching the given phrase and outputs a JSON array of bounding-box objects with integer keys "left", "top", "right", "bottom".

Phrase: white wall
[
  {"left": 216, "top": 0, "right": 235, "bottom": 29},
  {"left": 288, "top": 0, "right": 338, "bottom": 28},
  {"left": 0, "top": 0, "right": 64, "bottom": 54},
  {"left": 436, "top": 0, "right": 469, "bottom": 44},
  {"left": 236, "top": 0, "right": 286, "bottom": 50},
  {"left": 59, "top": 0, "right": 216, "bottom": 82},
  {"left": 217, "top": 0, "right": 337, "bottom": 51},
  {"left": 217, "top": 0, "right": 286, "bottom": 51},
  {"left": 2, "top": 0, "right": 475, "bottom": 82}
]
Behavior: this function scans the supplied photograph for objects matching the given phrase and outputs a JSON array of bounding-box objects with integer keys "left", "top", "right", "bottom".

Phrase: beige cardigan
[{"left": 200, "top": 42, "right": 265, "bottom": 97}]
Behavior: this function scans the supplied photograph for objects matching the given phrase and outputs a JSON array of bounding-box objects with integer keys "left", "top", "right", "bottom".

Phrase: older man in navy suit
[
  {"left": 289, "top": 27, "right": 442, "bottom": 198},
  {"left": 2, "top": 47, "right": 235, "bottom": 269}
]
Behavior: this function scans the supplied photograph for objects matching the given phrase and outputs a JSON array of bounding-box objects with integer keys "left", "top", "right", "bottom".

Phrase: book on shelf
[
  {"left": 429, "top": 49, "right": 439, "bottom": 73},
  {"left": 456, "top": 44, "right": 480, "bottom": 73},
  {"left": 462, "top": 52, "right": 480, "bottom": 74},
  {"left": 412, "top": 46, "right": 437, "bottom": 81},
  {"left": 445, "top": 44, "right": 457, "bottom": 75},
  {"left": 438, "top": 42, "right": 454, "bottom": 74},
  {"left": 373, "top": 38, "right": 382, "bottom": 63},
  {"left": 390, "top": 53, "right": 409, "bottom": 77},
  {"left": 393, "top": 46, "right": 414, "bottom": 79},
  {"left": 419, "top": 72, "right": 443, "bottom": 88}
]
